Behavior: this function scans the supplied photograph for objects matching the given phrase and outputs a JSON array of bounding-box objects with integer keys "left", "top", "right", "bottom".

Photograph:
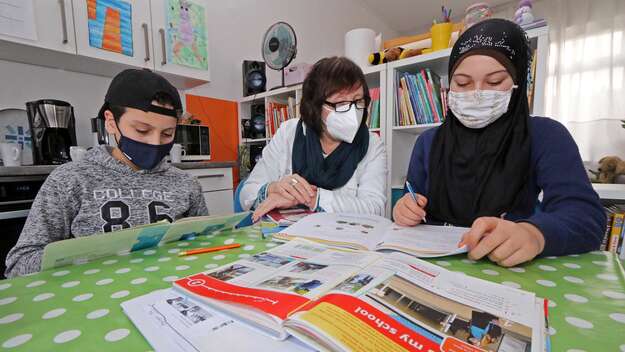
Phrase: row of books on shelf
[
  {"left": 265, "top": 97, "right": 298, "bottom": 138},
  {"left": 395, "top": 68, "right": 448, "bottom": 127},
  {"left": 366, "top": 87, "right": 381, "bottom": 129},
  {"left": 602, "top": 205, "right": 625, "bottom": 259}
]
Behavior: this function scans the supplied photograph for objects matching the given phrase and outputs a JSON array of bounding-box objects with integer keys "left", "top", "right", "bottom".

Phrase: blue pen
[{"left": 405, "top": 181, "right": 427, "bottom": 223}]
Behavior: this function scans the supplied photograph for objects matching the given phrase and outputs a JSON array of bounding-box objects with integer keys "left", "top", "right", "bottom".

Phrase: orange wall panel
[{"left": 185, "top": 94, "right": 240, "bottom": 185}]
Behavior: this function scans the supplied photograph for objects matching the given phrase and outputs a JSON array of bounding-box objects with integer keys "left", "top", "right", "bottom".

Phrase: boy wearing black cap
[{"left": 5, "top": 69, "right": 208, "bottom": 277}]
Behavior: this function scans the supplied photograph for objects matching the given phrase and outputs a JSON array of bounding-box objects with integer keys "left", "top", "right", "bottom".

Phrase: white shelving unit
[
  {"left": 238, "top": 84, "right": 302, "bottom": 147},
  {"left": 384, "top": 26, "right": 549, "bottom": 216},
  {"left": 592, "top": 184, "right": 625, "bottom": 202}
]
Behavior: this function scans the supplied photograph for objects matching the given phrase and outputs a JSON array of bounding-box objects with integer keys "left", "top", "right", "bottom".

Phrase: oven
[{"left": 0, "top": 175, "right": 46, "bottom": 278}]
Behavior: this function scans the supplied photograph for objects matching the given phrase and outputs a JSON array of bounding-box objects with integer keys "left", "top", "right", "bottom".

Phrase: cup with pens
[{"left": 431, "top": 6, "right": 453, "bottom": 52}]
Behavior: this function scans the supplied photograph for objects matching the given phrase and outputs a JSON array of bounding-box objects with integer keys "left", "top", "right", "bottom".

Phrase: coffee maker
[{"left": 25, "top": 99, "right": 77, "bottom": 165}]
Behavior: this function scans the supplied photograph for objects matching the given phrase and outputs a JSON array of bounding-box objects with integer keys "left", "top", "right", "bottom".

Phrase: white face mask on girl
[
  {"left": 448, "top": 85, "right": 518, "bottom": 129},
  {"left": 323, "top": 105, "right": 363, "bottom": 143}
]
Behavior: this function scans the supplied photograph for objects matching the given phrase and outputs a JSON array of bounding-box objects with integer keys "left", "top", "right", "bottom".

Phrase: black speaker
[
  {"left": 242, "top": 60, "right": 266, "bottom": 97},
  {"left": 249, "top": 144, "right": 265, "bottom": 169}
]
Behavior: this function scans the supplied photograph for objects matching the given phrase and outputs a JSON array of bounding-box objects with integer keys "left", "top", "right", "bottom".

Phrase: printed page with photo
[
  {"left": 275, "top": 213, "right": 400, "bottom": 250},
  {"left": 172, "top": 239, "right": 383, "bottom": 339},
  {"left": 121, "top": 288, "right": 313, "bottom": 352},
  {"left": 276, "top": 212, "right": 469, "bottom": 257},
  {"left": 283, "top": 253, "right": 546, "bottom": 352},
  {"left": 173, "top": 240, "right": 546, "bottom": 350}
]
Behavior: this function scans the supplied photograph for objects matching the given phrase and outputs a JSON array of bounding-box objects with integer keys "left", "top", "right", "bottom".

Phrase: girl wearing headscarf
[{"left": 393, "top": 19, "right": 605, "bottom": 267}]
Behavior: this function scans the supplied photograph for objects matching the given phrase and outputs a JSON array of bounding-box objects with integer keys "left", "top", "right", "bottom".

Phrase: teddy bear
[
  {"left": 368, "top": 47, "right": 423, "bottom": 65},
  {"left": 589, "top": 156, "right": 625, "bottom": 183}
]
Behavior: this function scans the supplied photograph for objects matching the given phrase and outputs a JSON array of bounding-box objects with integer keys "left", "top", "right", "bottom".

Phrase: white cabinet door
[
  {"left": 0, "top": 0, "right": 76, "bottom": 54},
  {"left": 72, "top": 0, "right": 152, "bottom": 69},
  {"left": 150, "top": 0, "right": 210, "bottom": 81},
  {"left": 185, "top": 168, "right": 233, "bottom": 192},
  {"left": 203, "top": 190, "right": 234, "bottom": 216}
]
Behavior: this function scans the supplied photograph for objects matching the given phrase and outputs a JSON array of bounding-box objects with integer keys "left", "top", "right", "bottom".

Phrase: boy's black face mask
[{"left": 114, "top": 120, "right": 174, "bottom": 170}]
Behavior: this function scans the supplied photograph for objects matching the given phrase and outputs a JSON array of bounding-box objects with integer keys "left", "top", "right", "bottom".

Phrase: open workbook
[
  {"left": 170, "top": 240, "right": 547, "bottom": 352},
  {"left": 274, "top": 212, "right": 470, "bottom": 257},
  {"left": 40, "top": 212, "right": 250, "bottom": 270},
  {"left": 266, "top": 208, "right": 315, "bottom": 226}
]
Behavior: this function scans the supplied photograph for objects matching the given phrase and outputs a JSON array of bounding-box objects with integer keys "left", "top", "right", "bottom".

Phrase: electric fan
[{"left": 262, "top": 22, "right": 297, "bottom": 89}]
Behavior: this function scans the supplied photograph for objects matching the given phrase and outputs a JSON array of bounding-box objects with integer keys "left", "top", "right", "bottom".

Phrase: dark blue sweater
[{"left": 406, "top": 116, "right": 606, "bottom": 256}]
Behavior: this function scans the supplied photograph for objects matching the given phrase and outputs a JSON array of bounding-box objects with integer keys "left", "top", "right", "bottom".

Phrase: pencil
[{"left": 178, "top": 243, "right": 241, "bottom": 256}]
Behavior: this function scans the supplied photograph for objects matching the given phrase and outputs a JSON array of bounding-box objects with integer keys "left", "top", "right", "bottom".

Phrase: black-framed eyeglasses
[{"left": 324, "top": 98, "right": 370, "bottom": 112}]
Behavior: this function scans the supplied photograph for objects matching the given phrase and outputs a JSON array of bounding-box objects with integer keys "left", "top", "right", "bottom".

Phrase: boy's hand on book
[
  {"left": 252, "top": 193, "right": 299, "bottom": 222},
  {"left": 459, "top": 217, "right": 546, "bottom": 267},
  {"left": 268, "top": 174, "right": 317, "bottom": 206},
  {"left": 393, "top": 193, "right": 428, "bottom": 226}
]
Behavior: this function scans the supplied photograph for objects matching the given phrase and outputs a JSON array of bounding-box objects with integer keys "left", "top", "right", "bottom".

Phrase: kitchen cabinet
[
  {"left": 150, "top": 0, "right": 211, "bottom": 83},
  {"left": 0, "top": 0, "right": 211, "bottom": 88},
  {"left": 0, "top": 0, "right": 76, "bottom": 54},
  {"left": 202, "top": 190, "right": 234, "bottom": 216},
  {"left": 185, "top": 167, "right": 234, "bottom": 216},
  {"left": 72, "top": 0, "right": 153, "bottom": 69}
]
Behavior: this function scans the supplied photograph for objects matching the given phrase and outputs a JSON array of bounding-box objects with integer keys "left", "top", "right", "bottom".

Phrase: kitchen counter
[{"left": 0, "top": 161, "right": 237, "bottom": 177}]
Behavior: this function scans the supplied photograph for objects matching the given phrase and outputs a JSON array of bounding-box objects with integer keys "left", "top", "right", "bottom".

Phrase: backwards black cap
[{"left": 97, "top": 69, "right": 182, "bottom": 119}]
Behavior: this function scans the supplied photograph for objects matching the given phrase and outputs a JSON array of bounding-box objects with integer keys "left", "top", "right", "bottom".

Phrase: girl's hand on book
[
  {"left": 459, "top": 217, "right": 545, "bottom": 267},
  {"left": 268, "top": 174, "right": 317, "bottom": 206},
  {"left": 252, "top": 193, "right": 299, "bottom": 222},
  {"left": 393, "top": 193, "right": 428, "bottom": 226}
]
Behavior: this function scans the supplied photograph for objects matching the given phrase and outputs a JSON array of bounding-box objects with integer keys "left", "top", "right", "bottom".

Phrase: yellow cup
[{"left": 431, "top": 22, "right": 453, "bottom": 51}]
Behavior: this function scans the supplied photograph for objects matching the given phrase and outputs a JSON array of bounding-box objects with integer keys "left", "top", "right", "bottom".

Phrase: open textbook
[
  {"left": 171, "top": 240, "right": 547, "bottom": 352},
  {"left": 274, "top": 212, "right": 469, "bottom": 258},
  {"left": 40, "top": 212, "right": 249, "bottom": 270},
  {"left": 121, "top": 288, "right": 313, "bottom": 352},
  {"left": 266, "top": 208, "right": 315, "bottom": 226}
]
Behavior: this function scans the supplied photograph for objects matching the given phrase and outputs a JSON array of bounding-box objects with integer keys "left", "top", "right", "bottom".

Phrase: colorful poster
[
  {"left": 86, "top": 0, "right": 133, "bottom": 56},
  {"left": 166, "top": 0, "right": 208, "bottom": 70}
]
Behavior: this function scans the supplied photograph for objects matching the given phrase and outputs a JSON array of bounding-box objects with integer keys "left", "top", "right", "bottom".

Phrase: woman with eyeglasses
[{"left": 241, "top": 56, "right": 387, "bottom": 221}]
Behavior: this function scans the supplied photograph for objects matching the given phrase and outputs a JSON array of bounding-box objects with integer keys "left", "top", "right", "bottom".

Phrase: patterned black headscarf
[{"left": 426, "top": 19, "right": 534, "bottom": 226}]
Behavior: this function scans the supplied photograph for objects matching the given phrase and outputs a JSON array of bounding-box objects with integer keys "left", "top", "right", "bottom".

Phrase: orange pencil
[{"left": 178, "top": 243, "right": 241, "bottom": 256}]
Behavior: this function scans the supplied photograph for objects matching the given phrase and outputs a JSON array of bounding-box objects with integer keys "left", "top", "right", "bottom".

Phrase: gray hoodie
[{"left": 5, "top": 145, "right": 208, "bottom": 277}]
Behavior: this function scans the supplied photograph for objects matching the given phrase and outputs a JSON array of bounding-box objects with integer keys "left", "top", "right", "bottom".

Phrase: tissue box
[{"left": 284, "top": 63, "right": 312, "bottom": 86}]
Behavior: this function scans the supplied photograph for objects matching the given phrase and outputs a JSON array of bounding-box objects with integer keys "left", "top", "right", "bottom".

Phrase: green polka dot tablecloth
[{"left": 0, "top": 227, "right": 624, "bottom": 352}]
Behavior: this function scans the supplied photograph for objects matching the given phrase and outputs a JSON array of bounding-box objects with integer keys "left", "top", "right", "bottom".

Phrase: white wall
[
  {"left": 0, "top": 0, "right": 396, "bottom": 147},
  {"left": 185, "top": 0, "right": 398, "bottom": 100},
  {"left": 0, "top": 60, "right": 110, "bottom": 147}
]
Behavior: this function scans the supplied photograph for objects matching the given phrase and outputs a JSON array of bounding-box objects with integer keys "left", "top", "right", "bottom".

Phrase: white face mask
[
  {"left": 323, "top": 105, "right": 363, "bottom": 143},
  {"left": 448, "top": 86, "right": 517, "bottom": 129}
]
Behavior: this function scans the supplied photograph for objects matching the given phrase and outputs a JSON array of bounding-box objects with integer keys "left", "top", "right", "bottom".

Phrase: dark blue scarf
[{"left": 292, "top": 119, "right": 369, "bottom": 190}]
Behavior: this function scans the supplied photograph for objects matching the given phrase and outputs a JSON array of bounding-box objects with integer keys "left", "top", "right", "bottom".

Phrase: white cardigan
[{"left": 240, "top": 118, "right": 388, "bottom": 215}]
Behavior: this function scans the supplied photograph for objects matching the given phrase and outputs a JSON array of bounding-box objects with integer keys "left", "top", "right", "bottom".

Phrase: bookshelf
[{"left": 384, "top": 26, "right": 549, "bottom": 216}]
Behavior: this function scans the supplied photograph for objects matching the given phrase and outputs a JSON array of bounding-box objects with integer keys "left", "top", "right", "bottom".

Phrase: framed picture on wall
[
  {"left": 165, "top": 0, "right": 208, "bottom": 70},
  {"left": 86, "top": 0, "right": 133, "bottom": 56}
]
